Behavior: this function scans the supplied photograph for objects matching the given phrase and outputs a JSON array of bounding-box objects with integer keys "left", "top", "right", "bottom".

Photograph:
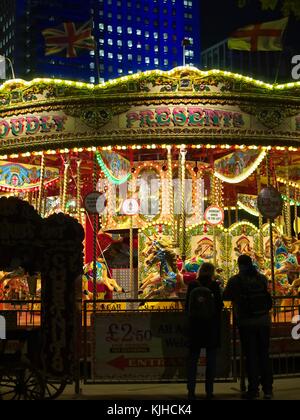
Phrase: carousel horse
[
  {"left": 83, "top": 258, "right": 125, "bottom": 300},
  {"left": 263, "top": 236, "right": 300, "bottom": 302},
  {"left": 139, "top": 238, "right": 186, "bottom": 299},
  {"left": 0, "top": 268, "right": 29, "bottom": 300}
]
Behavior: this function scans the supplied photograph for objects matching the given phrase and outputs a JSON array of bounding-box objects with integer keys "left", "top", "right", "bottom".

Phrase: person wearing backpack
[
  {"left": 185, "top": 262, "right": 223, "bottom": 400},
  {"left": 223, "top": 254, "right": 273, "bottom": 400}
]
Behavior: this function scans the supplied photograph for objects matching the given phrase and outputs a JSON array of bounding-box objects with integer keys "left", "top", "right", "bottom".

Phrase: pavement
[{"left": 58, "top": 378, "right": 300, "bottom": 400}]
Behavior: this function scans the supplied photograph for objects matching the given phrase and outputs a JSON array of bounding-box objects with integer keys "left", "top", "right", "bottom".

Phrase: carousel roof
[
  {"left": 1, "top": 66, "right": 300, "bottom": 155},
  {"left": 1, "top": 66, "right": 300, "bottom": 104}
]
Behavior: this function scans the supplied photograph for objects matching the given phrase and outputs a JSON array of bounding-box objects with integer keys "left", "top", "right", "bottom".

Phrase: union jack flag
[{"left": 42, "top": 21, "right": 94, "bottom": 58}]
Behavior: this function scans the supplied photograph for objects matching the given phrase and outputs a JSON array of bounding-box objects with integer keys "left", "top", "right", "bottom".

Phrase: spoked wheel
[
  {"left": 44, "top": 378, "right": 67, "bottom": 400},
  {"left": 0, "top": 366, "right": 45, "bottom": 400}
]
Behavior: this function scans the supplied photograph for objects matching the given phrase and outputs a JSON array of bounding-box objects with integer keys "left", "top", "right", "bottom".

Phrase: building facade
[
  {"left": 201, "top": 38, "right": 296, "bottom": 83},
  {"left": 0, "top": 0, "right": 201, "bottom": 83}
]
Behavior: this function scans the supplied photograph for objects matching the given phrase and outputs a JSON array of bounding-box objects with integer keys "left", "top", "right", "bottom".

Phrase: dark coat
[
  {"left": 185, "top": 278, "right": 223, "bottom": 350},
  {"left": 223, "top": 270, "right": 271, "bottom": 327}
]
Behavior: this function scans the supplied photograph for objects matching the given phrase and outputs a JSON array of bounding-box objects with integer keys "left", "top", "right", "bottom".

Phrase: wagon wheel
[
  {"left": 43, "top": 377, "right": 67, "bottom": 400},
  {"left": 0, "top": 365, "right": 45, "bottom": 400}
]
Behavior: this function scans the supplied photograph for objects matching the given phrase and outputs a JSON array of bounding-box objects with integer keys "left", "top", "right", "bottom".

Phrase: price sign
[
  {"left": 258, "top": 187, "right": 283, "bottom": 220},
  {"left": 204, "top": 205, "right": 224, "bottom": 226},
  {"left": 122, "top": 198, "right": 139, "bottom": 215},
  {"left": 84, "top": 192, "right": 106, "bottom": 215}
]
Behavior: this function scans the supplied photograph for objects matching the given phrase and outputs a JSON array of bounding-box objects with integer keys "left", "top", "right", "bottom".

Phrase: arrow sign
[{"left": 107, "top": 355, "right": 203, "bottom": 370}]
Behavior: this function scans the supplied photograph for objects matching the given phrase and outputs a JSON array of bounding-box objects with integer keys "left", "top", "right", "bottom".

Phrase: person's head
[
  {"left": 198, "top": 262, "right": 215, "bottom": 279},
  {"left": 238, "top": 254, "right": 256, "bottom": 274}
]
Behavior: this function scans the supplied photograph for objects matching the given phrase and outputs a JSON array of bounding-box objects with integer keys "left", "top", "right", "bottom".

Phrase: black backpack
[
  {"left": 238, "top": 274, "right": 273, "bottom": 318},
  {"left": 188, "top": 286, "right": 216, "bottom": 321}
]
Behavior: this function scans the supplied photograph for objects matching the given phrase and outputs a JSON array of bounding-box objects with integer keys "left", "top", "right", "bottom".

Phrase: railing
[
  {"left": 1, "top": 296, "right": 300, "bottom": 382},
  {"left": 82, "top": 299, "right": 236, "bottom": 384},
  {"left": 0, "top": 300, "right": 41, "bottom": 328}
]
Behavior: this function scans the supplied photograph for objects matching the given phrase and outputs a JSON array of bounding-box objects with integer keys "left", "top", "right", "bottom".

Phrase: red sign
[
  {"left": 204, "top": 206, "right": 224, "bottom": 226},
  {"left": 257, "top": 187, "right": 283, "bottom": 219}
]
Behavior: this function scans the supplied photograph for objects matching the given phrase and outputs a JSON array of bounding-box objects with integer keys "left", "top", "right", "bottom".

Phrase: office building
[{"left": 0, "top": 0, "right": 201, "bottom": 83}]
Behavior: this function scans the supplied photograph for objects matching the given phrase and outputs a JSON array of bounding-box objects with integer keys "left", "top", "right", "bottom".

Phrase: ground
[{"left": 58, "top": 378, "right": 300, "bottom": 400}]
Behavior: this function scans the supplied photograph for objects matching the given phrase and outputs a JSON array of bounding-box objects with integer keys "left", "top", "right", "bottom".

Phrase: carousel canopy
[{"left": 0, "top": 66, "right": 300, "bottom": 156}]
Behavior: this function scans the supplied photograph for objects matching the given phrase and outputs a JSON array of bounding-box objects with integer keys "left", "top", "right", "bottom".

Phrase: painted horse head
[{"left": 144, "top": 239, "right": 178, "bottom": 273}]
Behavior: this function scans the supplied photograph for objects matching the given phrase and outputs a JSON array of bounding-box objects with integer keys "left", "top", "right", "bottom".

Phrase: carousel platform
[{"left": 59, "top": 377, "right": 300, "bottom": 400}]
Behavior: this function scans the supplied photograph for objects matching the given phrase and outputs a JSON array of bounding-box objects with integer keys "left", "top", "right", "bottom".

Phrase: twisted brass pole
[
  {"left": 93, "top": 153, "right": 98, "bottom": 310},
  {"left": 37, "top": 152, "right": 45, "bottom": 216},
  {"left": 285, "top": 152, "right": 292, "bottom": 238},
  {"left": 62, "top": 160, "right": 70, "bottom": 213},
  {"left": 76, "top": 159, "right": 82, "bottom": 222},
  {"left": 257, "top": 168, "right": 264, "bottom": 255},
  {"left": 180, "top": 146, "right": 187, "bottom": 260},
  {"left": 167, "top": 145, "right": 176, "bottom": 245}
]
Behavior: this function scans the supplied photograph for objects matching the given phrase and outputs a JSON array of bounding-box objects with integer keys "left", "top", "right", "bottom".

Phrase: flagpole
[
  {"left": 182, "top": 38, "right": 190, "bottom": 67},
  {"left": 5, "top": 57, "right": 16, "bottom": 79},
  {"left": 274, "top": 16, "right": 290, "bottom": 84}
]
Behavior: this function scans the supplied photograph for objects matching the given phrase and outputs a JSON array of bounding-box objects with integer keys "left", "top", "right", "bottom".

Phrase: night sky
[{"left": 201, "top": 0, "right": 298, "bottom": 52}]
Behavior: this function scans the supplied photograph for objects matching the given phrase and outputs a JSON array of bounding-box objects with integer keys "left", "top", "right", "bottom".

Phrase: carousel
[{"left": 1, "top": 66, "right": 300, "bottom": 309}]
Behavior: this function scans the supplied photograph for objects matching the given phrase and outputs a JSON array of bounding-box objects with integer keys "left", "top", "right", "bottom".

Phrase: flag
[
  {"left": 0, "top": 55, "right": 6, "bottom": 79},
  {"left": 228, "top": 17, "right": 288, "bottom": 52},
  {"left": 42, "top": 21, "right": 94, "bottom": 58}
]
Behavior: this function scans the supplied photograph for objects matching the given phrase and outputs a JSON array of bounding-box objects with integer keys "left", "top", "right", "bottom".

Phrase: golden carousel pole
[
  {"left": 180, "top": 146, "right": 187, "bottom": 262},
  {"left": 59, "top": 172, "right": 64, "bottom": 210},
  {"left": 27, "top": 191, "right": 33, "bottom": 206},
  {"left": 266, "top": 153, "right": 276, "bottom": 296},
  {"left": 167, "top": 145, "right": 176, "bottom": 245},
  {"left": 76, "top": 159, "right": 82, "bottom": 222},
  {"left": 211, "top": 175, "right": 218, "bottom": 267},
  {"left": 295, "top": 190, "right": 299, "bottom": 239},
  {"left": 176, "top": 152, "right": 182, "bottom": 248},
  {"left": 37, "top": 152, "right": 45, "bottom": 216},
  {"left": 92, "top": 153, "right": 98, "bottom": 311},
  {"left": 257, "top": 168, "right": 264, "bottom": 256},
  {"left": 130, "top": 214, "right": 134, "bottom": 298},
  {"left": 61, "top": 160, "right": 70, "bottom": 213},
  {"left": 285, "top": 152, "right": 292, "bottom": 239}
]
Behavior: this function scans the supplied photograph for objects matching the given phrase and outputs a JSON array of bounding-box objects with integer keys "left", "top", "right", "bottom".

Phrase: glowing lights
[
  {"left": 277, "top": 177, "right": 300, "bottom": 190},
  {"left": 228, "top": 221, "right": 259, "bottom": 234},
  {"left": 95, "top": 151, "right": 131, "bottom": 185},
  {"left": 214, "top": 150, "right": 267, "bottom": 184},
  {"left": 1, "top": 66, "right": 300, "bottom": 94},
  {"left": 0, "top": 144, "right": 299, "bottom": 163},
  {"left": 237, "top": 200, "right": 260, "bottom": 217}
]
